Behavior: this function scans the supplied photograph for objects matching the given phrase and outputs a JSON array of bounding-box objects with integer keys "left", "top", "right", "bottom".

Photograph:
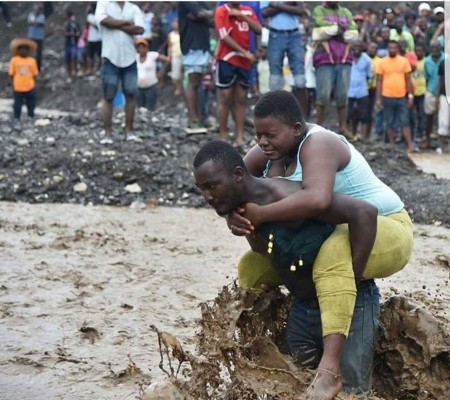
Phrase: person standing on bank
[
  {"left": 261, "top": 1, "right": 308, "bottom": 115},
  {"left": 95, "top": 1, "right": 144, "bottom": 144}
]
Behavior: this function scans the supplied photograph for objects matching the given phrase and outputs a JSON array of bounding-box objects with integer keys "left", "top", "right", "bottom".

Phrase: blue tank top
[{"left": 264, "top": 124, "right": 404, "bottom": 216}]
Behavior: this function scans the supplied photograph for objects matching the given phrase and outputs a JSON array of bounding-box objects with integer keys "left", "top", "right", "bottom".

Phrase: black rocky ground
[{"left": 0, "top": 2, "right": 449, "bottom": 226}]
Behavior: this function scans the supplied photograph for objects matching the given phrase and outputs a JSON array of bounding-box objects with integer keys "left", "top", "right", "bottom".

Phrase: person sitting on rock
[{"left": 8, "top": 38, "right": 39, "bottom": 120}]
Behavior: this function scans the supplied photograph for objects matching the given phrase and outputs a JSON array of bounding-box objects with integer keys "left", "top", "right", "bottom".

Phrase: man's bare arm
[{"left": 100, "top": 17, "right": 131, "bottom": 29}]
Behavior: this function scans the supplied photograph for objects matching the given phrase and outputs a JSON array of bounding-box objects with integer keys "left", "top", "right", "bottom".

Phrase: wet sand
[{"left": 0, "top": 201, "right": 449, "bottom": 399}]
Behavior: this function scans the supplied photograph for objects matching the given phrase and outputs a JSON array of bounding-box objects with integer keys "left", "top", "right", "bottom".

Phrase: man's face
[
  {"left": 254, "top": 116, "right": 301, "bottom": 162},
  {"left": 368, "top": 43, "right": 378, "bottom": 57},
  {"left": 398, "top": 40, "right": 407, "bottom": 53},
  {"left": 435, "top": 12, "right": 444, "bottom": 23},
  {"left": 194, "top": 161, "right": 243, "bottom": 216},
  {"left": 417, "top": 17, "right": 427, "bottom": 31},
  {"left": 18, "top": 46, "right": 29, "bottom": 57},
  {"left": 381, "top": 27, "right": 391, "bottom": 41},
  {"left": 388, "top": 42, "right": 399, "bottom": 57},
  {"left": 352, "top": 43, "right": 362, "bottom": 57},
  {"left": 430, "top": 43, "right": 441, "bottom": 57},
  {"left": 415, "top": 46, "right": 425, "bottom": 60}
]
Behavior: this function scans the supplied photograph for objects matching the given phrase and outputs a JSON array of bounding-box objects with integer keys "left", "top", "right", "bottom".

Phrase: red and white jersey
[{"left": 215, "top": 4, "right": 258, "bottom": 70}]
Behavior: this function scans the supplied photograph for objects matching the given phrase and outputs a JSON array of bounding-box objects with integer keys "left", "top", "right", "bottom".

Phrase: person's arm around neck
[{"left": 250, "top": 133, "right": 342, "bottom": 225}]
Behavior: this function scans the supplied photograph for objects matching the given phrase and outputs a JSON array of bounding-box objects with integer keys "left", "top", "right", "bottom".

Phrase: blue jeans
[
  {"left": 101, "top": 58, "right": 138, "bottom": 101},
  {"left": 382, "top": 96, "right": 409, "bottom": 129},
  {"left": 267, "top": 29, "right": 305, "bottom": 89},
  {"left": 316, "top": 64, "right": 351, "bottom": 108},
  {"left": 286, "top": 280, "right": 380, "bottom": 395},
  {"left": 14, "top": 89, "right": 36, "bottom": 119}
]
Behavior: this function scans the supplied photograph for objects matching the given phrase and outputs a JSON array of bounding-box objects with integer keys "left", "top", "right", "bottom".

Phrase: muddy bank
[{"left": 0, "top": 202, "right": 449, "bottom": 399}]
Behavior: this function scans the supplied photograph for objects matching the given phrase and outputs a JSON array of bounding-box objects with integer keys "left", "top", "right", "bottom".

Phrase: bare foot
[{"left": 301, "top": 367, "right": 343, "bottom": 400}]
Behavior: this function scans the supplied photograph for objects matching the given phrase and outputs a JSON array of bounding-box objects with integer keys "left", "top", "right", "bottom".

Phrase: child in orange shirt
[{"left": 8, "top": 38, "right": 39, "bottom": 120}]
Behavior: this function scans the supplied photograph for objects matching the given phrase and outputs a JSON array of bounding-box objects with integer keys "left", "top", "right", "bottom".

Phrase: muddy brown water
[{"left": 0, "top": 202, "right": 449, "bottom": 399}]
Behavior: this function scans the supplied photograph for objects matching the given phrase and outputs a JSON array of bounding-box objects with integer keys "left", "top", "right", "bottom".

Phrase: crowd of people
[
  {"left": 5, "top": 1, "right": 449, "bottom": 151},
  {"left": 6, "top": 1, "right": 449, "bottom": 152}
]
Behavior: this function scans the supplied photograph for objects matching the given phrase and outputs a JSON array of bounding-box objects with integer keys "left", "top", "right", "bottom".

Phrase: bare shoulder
[{"left": 244, "top": 145, "right": 267, "bottom": 177}]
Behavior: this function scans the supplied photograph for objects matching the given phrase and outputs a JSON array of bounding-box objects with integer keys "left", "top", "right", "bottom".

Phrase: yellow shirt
[
  {"left": 8, "top": 56, "right": 38, "bottom": 92},
  {"left": 411, "top": 58, "right": 426, "bottom": 96},
  {"left": 368, "top": 56, "right": 381, "bottom": 90}
]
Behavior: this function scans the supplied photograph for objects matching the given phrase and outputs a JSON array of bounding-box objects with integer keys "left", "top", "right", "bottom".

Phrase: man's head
[
  {"left": 398, "top": 38, "right": 407, "bottom": 54},
  {"left": 384, "top": 7, "right": 395, "bottom": 23},
  {"left": 430, "top": 40, "right": 442, "bottom": 58},
  {"left": 418, "top": 2, "right": 431, "bottom": 18},
  {"left": 393, "top": 17, "right": 404, "bottom": 34},
  {"left": 405, "top": 12, "right": 416, "bottom": 28},
  {"left": 193, "top": 140, "right": 247, "bottom": 216},
  {"left": 18, "top": 45, "right": 30, "bottom": 58},
  {"left": 367, "top": 42, "right": 378, "bottom": 58},
  {"left": 433, "top": 7, "right": 444, "bottom": 23},
  {"left": 33, "top": 4, "right": 43, "bottom": 14},
  {"left": 381, "top": 25, "right": 391, "bottom": 41},
  {"left": 388, "top": 40, "right": 399, "bottom": 58},
  {"left": 415, "top": 43, "right": 425, "bottom": 60},
  {"left": 136, "top": 38, "right": 149, "bottom": 55},
  {"left": 416, "top": 17, "right": 427, "bottom": 31},
  {"left": 325, "top": 2, "right": 339, "bottom": 10},
  {"left": 353, "top": 14, "right": 364, "bottom": 30},
  {"left": 64, "top": 9, "right": 74, "bottom": 21},
  {"left": 351, "top": 39, "right": 364, "bottom": 57}
]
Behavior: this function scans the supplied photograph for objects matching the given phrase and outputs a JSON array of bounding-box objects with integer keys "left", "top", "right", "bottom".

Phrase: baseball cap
[
  {"left": 384, "top": 7, "right": 394, "bottom": 14},
  {"left": 354, "top": 14, "right": 364, "bottom": 22},
  {"left": 433, "top": 6, "right": 444, "bottom": 15},
  {"left": 418, "top": 3, "right": 431, "bottom": 12},
  {"left": 135, "top": 38, "right": 149, "bottom": 47}
]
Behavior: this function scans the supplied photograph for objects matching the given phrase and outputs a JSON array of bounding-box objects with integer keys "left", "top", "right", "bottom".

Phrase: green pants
[{"left": 238, "top": 210, "right": 414, "bottom": 337}]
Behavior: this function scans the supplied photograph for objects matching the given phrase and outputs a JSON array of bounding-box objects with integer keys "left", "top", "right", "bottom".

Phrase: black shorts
[
  {"left": 215, "top": 60, "right": 250, "bottom": 89},
  {"left": 348, "top": 96, "right": 370, "bottom": 123}
]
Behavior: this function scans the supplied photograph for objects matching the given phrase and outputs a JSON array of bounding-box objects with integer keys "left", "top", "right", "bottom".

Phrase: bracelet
[{"left": 407, "top": 93, "right": 414, "bottom": 99}]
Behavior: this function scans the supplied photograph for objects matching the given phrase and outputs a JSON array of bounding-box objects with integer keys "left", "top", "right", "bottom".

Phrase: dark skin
[
  {"left": 224, "top": 116, "right": 381, "bottom": 398},
  {"left": 195, "top": 157, "right": 377, "bottom": 400}
]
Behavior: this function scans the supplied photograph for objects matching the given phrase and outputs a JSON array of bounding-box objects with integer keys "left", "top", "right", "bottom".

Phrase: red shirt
[{"left": 215, "top": 4, "right": 258, "bottom": 70}]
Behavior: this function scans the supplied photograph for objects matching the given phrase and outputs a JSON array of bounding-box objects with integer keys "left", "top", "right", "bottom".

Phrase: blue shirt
[
  {"left": 348, "top": 52, "right": 372, "bottom": 99},
  {"left": 27, "top": 12, "right": 45, "bottom": 40},
  {"left": 424, "top": 53, "right": 445, "bottom": 95},
  {"left": 260, "top": 1, "right": 299, "bottom": 30}
]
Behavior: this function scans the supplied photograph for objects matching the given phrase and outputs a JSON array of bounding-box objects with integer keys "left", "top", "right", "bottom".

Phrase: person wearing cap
[
  {"left": 95, "top": 1, "right": 144, "bottom": 144},
  {"left": 382, "top": 7, "right": 395, "bottom": 28},
  {"left": 353, "top": 14, "right": 369, "bottom": 45},
  {"left": 8, "top": 38, "right": 39, "bottom": 120},
  {"left": 425, "top": 7, "right": 445, "bottom": 54},
  {"left": 390, "top": 17, "right": 414, "bottom": 52},
  {"left": 403, "top": 11, "right": 417, "bottom": 33},
  {"left": 135, "top": 38, "right": 169, "bottom": 112},
  {"left": 418, "top": 2, "right": 431, "bottom": 22}
]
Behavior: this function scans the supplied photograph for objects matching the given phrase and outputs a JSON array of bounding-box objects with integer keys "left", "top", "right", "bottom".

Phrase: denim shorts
[
  {"left": 286, "top": 280, "right": 380, "bottom": 395},
  {"left": 348, "top": 96, "right": 370, "bottom": 123},
  {"left": 316, "top": 64, "right": 351, "bottom": 108},
  {"left": 382, "top": 96, "right": 410, "bottom": 129},
  {"left": 101, "top": 58, "right": 138, "bottom": 101},
  {"left": 64, "top": 45, "right": 78, "bottom": 63},
  {"left": 216, "top": 60, "right": 250, "bottom": 89},
  {"left": 267, "top": 29, "right": 305, "bottom": 89},
  {"left": 182, "top": 49, "right": 210, "bottom": 75}
]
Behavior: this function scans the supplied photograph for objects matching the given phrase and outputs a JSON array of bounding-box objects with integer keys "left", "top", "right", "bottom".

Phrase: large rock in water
[{"left": 374, "top": 295, "right": 450, "bottom": 399}]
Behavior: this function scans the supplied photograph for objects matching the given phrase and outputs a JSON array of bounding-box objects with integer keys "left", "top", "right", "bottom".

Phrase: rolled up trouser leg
[
  {"left": 313, "top": 210, "right": 414, "bottom": 337},
  {"left": 237, "top": 250, "right": 283, "bottom": 293}
]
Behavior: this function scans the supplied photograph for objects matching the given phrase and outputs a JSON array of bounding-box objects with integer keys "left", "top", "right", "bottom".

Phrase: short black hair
[
  {"left": 388, "top": 40, "right": 399, "bottom": 47},
  {"left": 254, "top": 90, "right": 305, "bottom": 127},
  {"left": 193, "top": 140, "right": 246, "bottom": 175}
]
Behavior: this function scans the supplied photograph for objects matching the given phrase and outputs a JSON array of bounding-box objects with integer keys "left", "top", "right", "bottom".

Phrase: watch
[{"left": 407, "top": 93, "right": 414, "bottom": 99}]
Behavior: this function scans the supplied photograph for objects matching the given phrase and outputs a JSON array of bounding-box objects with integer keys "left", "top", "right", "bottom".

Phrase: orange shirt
[
  {"left": 375, "top": 55, "right": 411, "bottom": 98},
  {"left": 8, "top": 56, "right": 38, "bottom": 92}
]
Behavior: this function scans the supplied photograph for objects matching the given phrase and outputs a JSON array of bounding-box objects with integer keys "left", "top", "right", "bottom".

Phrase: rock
[
  {"left": 73, "top": 182, "right": 88, "bottom": 192},
  {"left": 34, "top": 118, "right": 52, "bottom": 127},
  {"left": 52, "top": 175, "right": 64, "bottom": 184},
  {"left": 141, "top": 379, "right": 186, "bottom": 400},
  {"left": 125, "top": 183, "right": 142, "bottom": 193},
  {"left": 16, "top": 138, "right": 29, "bottom": 146}
]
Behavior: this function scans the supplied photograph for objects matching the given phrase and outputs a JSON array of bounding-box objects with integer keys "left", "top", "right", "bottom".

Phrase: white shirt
[
  {"left": 137, "top": 52, "right": 159, "bottom": 88},
  {"left": 137, "top": 11, "right": 154, "bottom": 40},
  {"left": 95, "top": 1, "right": 144, "bottom": 68},
  {"left": 87, "top": 13, "right": 101, "bottom": 42}
]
